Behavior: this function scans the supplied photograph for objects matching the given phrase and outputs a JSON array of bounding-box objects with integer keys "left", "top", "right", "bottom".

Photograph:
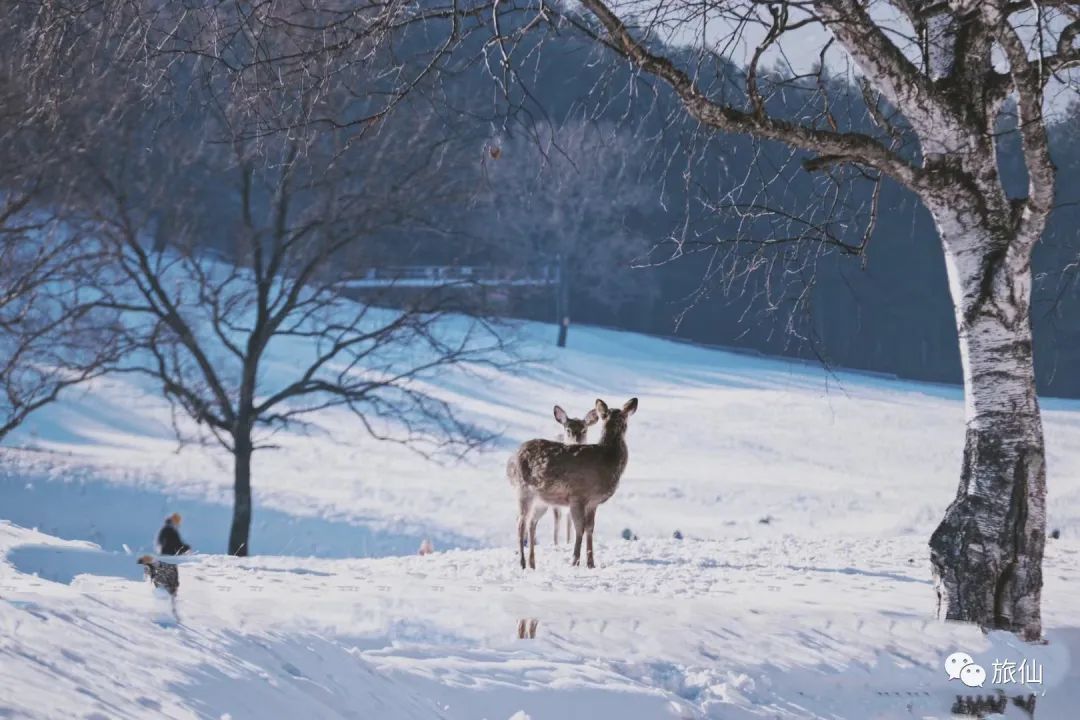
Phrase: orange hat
[{"left": 169, "top": 512, "right": 182, "bottom": 525}]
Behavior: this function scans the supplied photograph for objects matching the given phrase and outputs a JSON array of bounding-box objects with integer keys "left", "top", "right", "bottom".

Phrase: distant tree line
[
  {"left": 363, "top": 24, "right": 1080, "bottom": 399},
  {"left": 9, "top": 4, "right": 1079, "bottom": 401},
  {"left": 459, "top": 33, "right": 1080, "bottom": 398}
]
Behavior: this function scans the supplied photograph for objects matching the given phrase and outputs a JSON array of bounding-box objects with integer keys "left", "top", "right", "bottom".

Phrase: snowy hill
[{"left": 2, "top": 320, "right": 1079, "bottom": 719}]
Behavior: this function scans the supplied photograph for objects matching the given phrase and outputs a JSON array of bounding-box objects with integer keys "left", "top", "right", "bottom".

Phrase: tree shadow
[
  {"left": 7, "top": 544, "right": 144, "bottom": 584},
  {"left": 1, "top": 474, "right": 476, "bottom": 558}
]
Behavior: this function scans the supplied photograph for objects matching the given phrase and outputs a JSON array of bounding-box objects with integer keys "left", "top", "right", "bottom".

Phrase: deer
[
  {"left": 508, "top": 397, "right": 638, "bottom": 570},
  {"left": 551, "top": 404, "right": 599, "bottom": 545}
]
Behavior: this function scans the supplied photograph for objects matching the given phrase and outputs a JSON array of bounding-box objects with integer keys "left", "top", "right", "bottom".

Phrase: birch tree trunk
[{"left": 928, "top": 203, "right": 1046, "bottom": 640}]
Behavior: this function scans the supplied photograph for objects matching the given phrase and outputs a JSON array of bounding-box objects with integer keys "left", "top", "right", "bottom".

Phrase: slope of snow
[{"left": 2, "top": 319, "right": 1080, "bottom": 719}]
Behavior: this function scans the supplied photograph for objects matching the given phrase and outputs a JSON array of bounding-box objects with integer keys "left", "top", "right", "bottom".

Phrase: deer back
[{"left": 510, "top": 437, "right": 628, "bottom": 505}]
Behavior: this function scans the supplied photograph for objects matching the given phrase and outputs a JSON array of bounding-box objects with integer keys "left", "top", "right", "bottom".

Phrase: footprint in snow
[
  {"left": 137, "top": 697, "right": 162, "bottom": 711},
  {"left": 60, "top": 649, "right": 85, "bottom": 665}
]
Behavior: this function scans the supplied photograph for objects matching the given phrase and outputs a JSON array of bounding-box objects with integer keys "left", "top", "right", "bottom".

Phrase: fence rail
[{"left": 340, "top": 265, "right": 559, "bottom": 289}]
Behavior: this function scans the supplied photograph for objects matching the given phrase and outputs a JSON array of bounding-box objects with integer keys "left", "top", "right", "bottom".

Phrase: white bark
[
  {"left": 821, "top": 3, "right": 1049, "bottom": 639},
  {"left": 928, "top": 199, "right": 1046, "bottom": 640}
]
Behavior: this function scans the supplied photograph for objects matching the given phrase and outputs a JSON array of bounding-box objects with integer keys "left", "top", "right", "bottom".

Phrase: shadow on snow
[{"left": 1, "top": 474, "right": 476, "bottom": 560}]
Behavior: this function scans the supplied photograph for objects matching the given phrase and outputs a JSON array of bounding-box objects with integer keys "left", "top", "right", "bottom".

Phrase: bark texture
[{"left": 929, "top": 203, "right": 1046, "bottom": 639}]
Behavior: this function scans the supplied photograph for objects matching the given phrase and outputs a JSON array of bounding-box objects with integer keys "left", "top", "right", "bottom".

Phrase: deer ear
[
  {"left": 622, "top": 398, "right": 638, "bottom": 416},
  {"left": 595, "top": 398, "right": 609, "bottom": 417},
  {"left": 553, "top": 405, "right": 568, "bottom": 425},
  {"left": 584, "top": 409, "right": 599, "bottom": 425}
]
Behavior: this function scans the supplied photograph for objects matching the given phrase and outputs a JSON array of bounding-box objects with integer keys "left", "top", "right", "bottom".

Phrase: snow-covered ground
[{"left": 2, "top": 320, "right": 1079, "bottom": 719}]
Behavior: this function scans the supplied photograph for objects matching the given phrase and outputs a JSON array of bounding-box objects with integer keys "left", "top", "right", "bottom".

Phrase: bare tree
[
  {"left": 81, "top": 113, "right": 505, "bottom": 556},
  {"left": 480, "top": 121, "right": 653, "bottom": 347},
  {"left": 469, "top": 0, "right": 1080, "bottom": 639},
  {"left": 0, "top": 1, "right": 128, "bottom": 441},
  {"left": 0, "top": 213, "right": 120, "bottom": 441},
  {"left": 2, "top": 0, "right": 510, "bottom": 556}
]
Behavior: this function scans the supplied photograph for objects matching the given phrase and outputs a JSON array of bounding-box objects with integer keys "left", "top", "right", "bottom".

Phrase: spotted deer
[
  {"left": 508, "top": 398, "right": 638, "bottom": 569},
  {"left": 551, "top": 404, "right": 599, "bottom": 544}
]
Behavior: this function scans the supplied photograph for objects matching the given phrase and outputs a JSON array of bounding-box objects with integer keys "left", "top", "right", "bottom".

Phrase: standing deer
[
  {"left": 508, "top": 397, "right": 638, "bottom": 569},
  {"left": 551, "top": 404, "right": 599, "bottom": 544}
]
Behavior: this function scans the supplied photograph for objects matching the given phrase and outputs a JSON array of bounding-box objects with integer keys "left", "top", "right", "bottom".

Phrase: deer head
[
  {"left": 553, "top": 404, "right": 599, "bottom": 444},
  {"left": 595, "top": 397, "right": 637, "bottom": 441}
]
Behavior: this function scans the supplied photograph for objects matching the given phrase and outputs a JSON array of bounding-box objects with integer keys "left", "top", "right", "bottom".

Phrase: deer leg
[
  {"left": 528, "top": 506, "right": 546, "bottom": 570},
  {"left": 566, "top": 514, "right": 572, "bottom": 544},
  {"left": 517, "top": 497, "right": 529, "bottom": 570},
  {"left": 570, "top": 502, "right": 586, "bottom": 566},
  {"left": 528, "top": 522, "right": 536, "bottom": 569},
  {"left": 517, "top": 514, "right": 527, "bottom": 569},
  {"left": 585, "top": 506, "right": 597, "bottom": 569},
  {"left": 552, "top": 507, "right": 561, "bottom": 545}
]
